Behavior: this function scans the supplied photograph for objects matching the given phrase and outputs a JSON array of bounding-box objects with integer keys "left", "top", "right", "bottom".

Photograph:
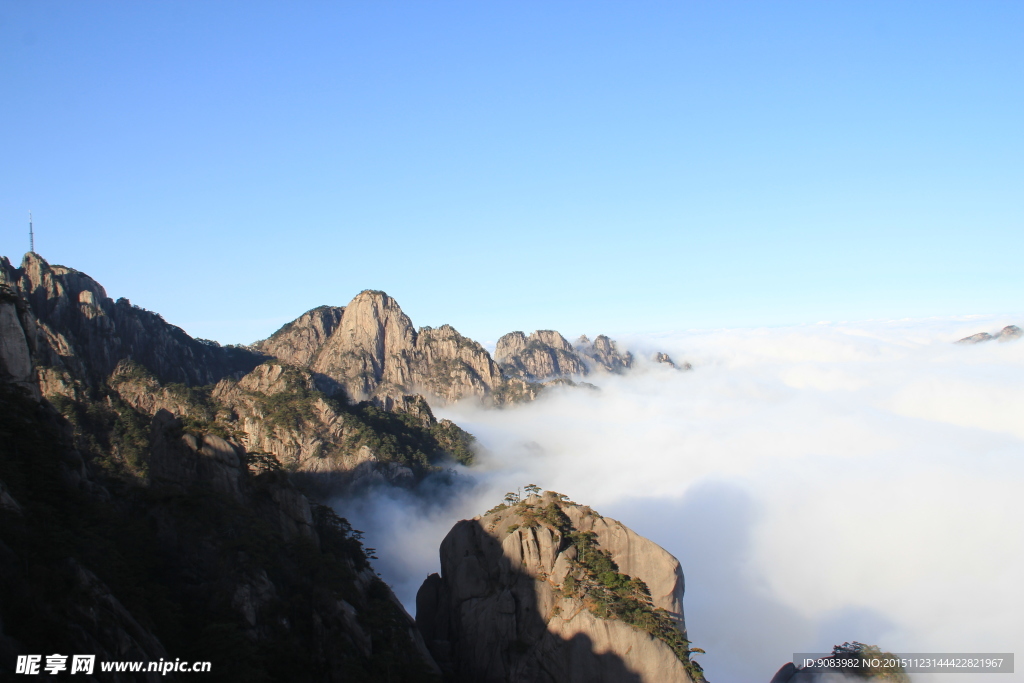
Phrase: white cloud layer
[{"left": 331, "top": 314, "right": 1024, "bottom": 683}]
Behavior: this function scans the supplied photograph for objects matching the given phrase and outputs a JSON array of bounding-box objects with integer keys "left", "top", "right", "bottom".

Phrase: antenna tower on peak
[{"left": 29, "top": 212, "right": 35, "bottom": 254}]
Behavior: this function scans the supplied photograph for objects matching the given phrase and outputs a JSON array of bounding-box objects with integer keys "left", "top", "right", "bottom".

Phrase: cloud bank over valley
[{"left": 332, "top": 314, "right": 1024, "bottom": 682}]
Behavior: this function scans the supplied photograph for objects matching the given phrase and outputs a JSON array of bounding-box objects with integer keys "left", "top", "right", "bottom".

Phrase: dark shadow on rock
[{"left": 415, "top": 518, "right": 644, "bottom": 683}]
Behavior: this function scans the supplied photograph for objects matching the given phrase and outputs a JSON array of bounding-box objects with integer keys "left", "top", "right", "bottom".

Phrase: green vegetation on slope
[
  {"left": 822, "top": 642, "right": 909, "bottom": 681},
  {"left": 240, "top": 362, "right": 476, "bottom": 472},
  {"left": 497, "top": 491, "right": 708, "bottom": 683}
]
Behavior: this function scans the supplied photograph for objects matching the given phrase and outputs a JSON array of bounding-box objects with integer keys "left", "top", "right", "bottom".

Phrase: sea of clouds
[{"left": 330, "top": 314, "right": 1024, "bottom": 682}]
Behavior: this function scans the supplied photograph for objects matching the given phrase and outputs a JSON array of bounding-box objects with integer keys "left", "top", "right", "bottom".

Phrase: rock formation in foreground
[
  {"left": 416, "top": 490, "right": 706, "bottom": 683},
  {"left": 957, "top": 324, "right": 1022, "bottom": 344}
]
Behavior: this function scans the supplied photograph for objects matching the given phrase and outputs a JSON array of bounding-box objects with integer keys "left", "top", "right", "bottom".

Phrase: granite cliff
[
  {"left": 574, "top": 334, "right": 635, "bottom": 375},
  {"left": 255, "top": 291, "right": 541, "bottom": 407},
  {"left": 495, "top": 331, "right": 589, "bottom": 381},
  {"left": 415, "top": 490, "right": 706, "bottom": 683},
  {"left": 494, "top": 331, "right": 637, "bottom": 383}
]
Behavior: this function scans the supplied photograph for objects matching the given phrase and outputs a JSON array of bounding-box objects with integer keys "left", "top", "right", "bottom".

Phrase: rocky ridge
[
  {"left": 416, "top": 490, "right": 705, "bottom": 683},
  {"left": 0, "top": 253, "right": 262, "bottom": 388},
  {"left": 255, "top": 291, "right": 543, "bottom": 407},
  {"left": 1, "top": 255, "right": 475, "bottom": 491},
  {"left": 574, "top": 334, "right": 635, "bottom": 374},
  {"left": 494, "top": 331, "right": 638, "bottom": 383},
  {"left": 256, "top": 291, "right": 682, "bottom": 409},
  {"left": 110, "top": 358, "right": 475, "bottom": 492},
  {"left": 957, "top": 324, "right": 1022, "bottom": 344}
]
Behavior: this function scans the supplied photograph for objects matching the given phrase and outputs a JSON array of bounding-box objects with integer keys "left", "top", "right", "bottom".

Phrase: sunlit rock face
[
  {"left": 496, "top": 330, "right": 588, "bottom": 381},
  {"left": 494, "top": 329, "right": 641, "bottom": 382},
  {"left": 255, "top": 305, "right": 345, "bottom": 368},
  {"left": 416, "top": 491, "right": 703, "bottom": 683},
  {"left": 259, "top": 290, "right": 539, "bottom": 406}
]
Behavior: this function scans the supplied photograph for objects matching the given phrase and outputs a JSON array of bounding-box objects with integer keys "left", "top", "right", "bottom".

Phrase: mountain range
[{"left": 0, "top": 252, "right": 899, "bottom": 682}]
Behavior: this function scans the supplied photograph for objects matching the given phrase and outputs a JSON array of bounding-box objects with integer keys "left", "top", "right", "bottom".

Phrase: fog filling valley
[{"left": 330, "top": 316, "right": 1024, "bottom": 682}]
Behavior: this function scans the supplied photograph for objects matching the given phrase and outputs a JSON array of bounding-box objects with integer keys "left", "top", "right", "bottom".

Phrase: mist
[{"left": 330, "top": 315, "right": 1024, "bottom": 682}]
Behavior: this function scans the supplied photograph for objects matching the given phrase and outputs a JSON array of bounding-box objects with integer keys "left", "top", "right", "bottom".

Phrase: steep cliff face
[
  {"left": 495, "top": 331, "right": 588, "bottom": 381},
  {"left": 255, "top": 305, "right": 345, "bottom": 368},
  {"left": 260, "top": 290, "right": 532, "bottom": 406},
  {"left": 0, "top": 295, "right": 37, "bottom": 397},
  {"left": 0, "top": 253, "right": 262, "bottom": 388},
  {"left": 416, "top": 491, "right": 705, "bottom": 683},
  {"left": 494, "top": 331, "right": 642, "bottom": 383}
]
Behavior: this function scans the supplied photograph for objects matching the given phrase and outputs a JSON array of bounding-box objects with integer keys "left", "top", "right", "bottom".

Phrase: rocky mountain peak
[
  {"left": 256, "top": 305, "right": 345, "bottom": 368},
  {"left": 496, "top": 329, "right": 588, "bottom": 381},
  {"left": 416, "top": 490, "right": 704, "bottom": 683},
  {"left": 575, "top": 333, "right": 634, "bottom": 374}
]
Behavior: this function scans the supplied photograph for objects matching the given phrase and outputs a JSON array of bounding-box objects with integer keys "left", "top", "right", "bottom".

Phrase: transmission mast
[{"left": 28, "top": 212, "right": 35, "bottom": 254}]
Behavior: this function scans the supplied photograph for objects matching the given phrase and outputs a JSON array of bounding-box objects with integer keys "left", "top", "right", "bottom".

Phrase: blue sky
[{"left": 2, "top": 1, "right": 1021, "bottom": 345}]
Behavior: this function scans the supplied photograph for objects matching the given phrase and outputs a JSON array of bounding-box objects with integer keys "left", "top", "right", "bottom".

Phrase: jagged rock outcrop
[
  {"left": 957, "top": 325, "right": 1022, "bottom": 344},
  {"left": 0, "top": 253, "right": 263, "bottom": 388},
  {"left": 575, "top": 334, "right": 634, "bottom": 374},
  {"left": 255, "top": 305, "right": 345, "bottom": 368},
  {"left": 416, "top": 491, "right": 704, "bottom": 683},
  {"left": 494, "top": 330, "right": 647, "bottom": 382},
  {"left": 259, "top": 290, "right": 537, "bottom": 406},
  {"left": 654, "top": 352, "right": 693, "bottom": 371},
  {"left": 496, "top": 331, "right": 589, "bottom": 381}
]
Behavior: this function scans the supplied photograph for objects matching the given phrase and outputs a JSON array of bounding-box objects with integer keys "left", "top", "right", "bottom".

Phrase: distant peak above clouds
[{"left": 956, "top": 324, "right": 1022, "bottom": 345}]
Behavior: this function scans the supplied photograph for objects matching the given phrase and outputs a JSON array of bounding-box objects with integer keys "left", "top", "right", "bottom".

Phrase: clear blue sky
[{"left": 2, "top": 1, "right": 1021, "bottom": 345}]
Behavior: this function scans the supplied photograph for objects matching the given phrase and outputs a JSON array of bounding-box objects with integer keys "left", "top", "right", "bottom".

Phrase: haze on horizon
[{"left": 2, "top": 1, "right": 1022, "bottom": 345}]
